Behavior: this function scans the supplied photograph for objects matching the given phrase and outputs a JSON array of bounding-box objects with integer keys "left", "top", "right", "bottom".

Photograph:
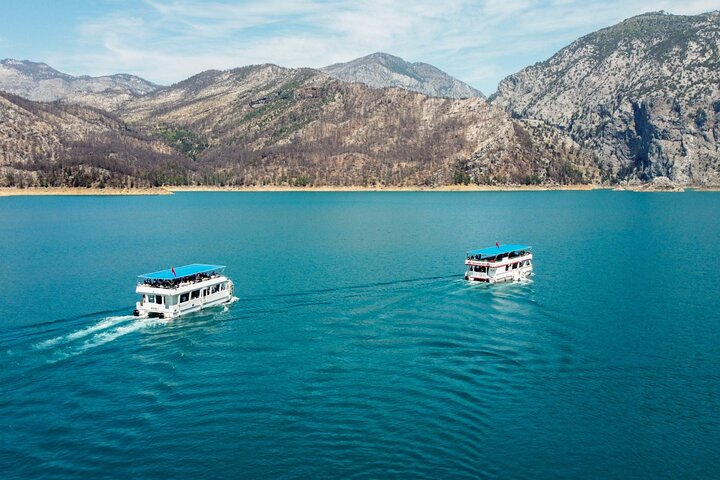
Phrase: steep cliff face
[
  {"left": 0, "top": 93, "right": 188, "bottom": 187},
  {"left": 491, "top": 11, "right": 720, "bottom": 185},
  {"left": 322, "top": 53, "right": 484, "bottom": 99},
  {"left": 117, "top": 64, "right": 595, "bottom": 186},
  {"left": 0, "top": 59, "right": 159, "bottom": 110}
]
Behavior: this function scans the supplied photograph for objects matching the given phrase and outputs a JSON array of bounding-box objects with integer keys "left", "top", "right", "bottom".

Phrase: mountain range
[
  {"left": 0, "top": 64, "right": 595, "bottom": 187},
  {"left": 1, "top": 11, "right": 718, "bottom": 188}
]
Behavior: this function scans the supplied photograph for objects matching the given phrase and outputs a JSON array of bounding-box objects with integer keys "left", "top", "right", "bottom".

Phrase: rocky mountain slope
[
  {"left": 114, "top": 64, "right": 594, "bottom": 186},
  {"left": 0, "top": 92, "right": 189, "bottom": 187},
  {"left": 322, "top": 53, "right": 483, "bottom": 99},
  {"left": 491, "top": 11, "right": 720, "bottom": 185},
  {"left": 0, "top": 59, "right": 159, "bottom": 110}
]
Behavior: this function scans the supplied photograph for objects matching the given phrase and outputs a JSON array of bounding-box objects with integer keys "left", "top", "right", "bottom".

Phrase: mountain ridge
[
  {"left": 116, "top": 63, "right": 594, "bottom": 186},
  {"left": 491, "top": 10, "right": 720, "bottom": 185},
  {"left": 322, "top": 52, "right": 484, "bottom": 99},
  {"left": 0, "top": 91, "right": 190, "bottom": 188},
  {"left": 0, "top": 59, "right": 160, "bottom": 110}
]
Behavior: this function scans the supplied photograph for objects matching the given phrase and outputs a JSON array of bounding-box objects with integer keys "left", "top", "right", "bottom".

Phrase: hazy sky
[{"left": 2, "top": 0, "right": 718, "bottom": 94}]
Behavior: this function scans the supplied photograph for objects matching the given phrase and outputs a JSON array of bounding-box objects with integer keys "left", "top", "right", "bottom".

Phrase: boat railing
[
  {"left": 467, "top": 269, "right": 490, "bottom": 277},
  {"left": 466, "top": 252, "right": 532, "bottom": 265},
  {"left": 139, "top": 272, "right": 222, "bottom": 289}
]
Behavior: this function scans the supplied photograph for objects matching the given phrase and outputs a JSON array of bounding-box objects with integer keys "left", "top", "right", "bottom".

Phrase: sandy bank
[
  {"left": 166, "top": 184, "right": 603, "bottom": 193},
  {"left": 3, "top": 184, "right": 716, "bottom": 196},
  {"left": 0, "top": 187, "right": 172, "bottom": 197}
]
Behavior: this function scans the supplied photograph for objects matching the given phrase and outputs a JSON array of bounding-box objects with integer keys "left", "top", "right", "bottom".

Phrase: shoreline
[
  {"left": 0, "top": 187, "right": 172, "bottom": 197},
  {"left": 166, "top": 184, "right": 604, "bottom": 193},
  {"left": 0, "top": 184, "right": 718, "bottom": 196}
]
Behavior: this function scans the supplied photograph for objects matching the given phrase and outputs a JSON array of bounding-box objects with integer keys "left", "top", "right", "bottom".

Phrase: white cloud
[{"left": 47, "top": 0, "right": 720, "bottom": 94}]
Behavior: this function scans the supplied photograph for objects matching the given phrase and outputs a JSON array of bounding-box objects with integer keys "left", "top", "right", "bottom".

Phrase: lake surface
[{"left": 1, "top": 191, "right": 719, "bottom": 479}]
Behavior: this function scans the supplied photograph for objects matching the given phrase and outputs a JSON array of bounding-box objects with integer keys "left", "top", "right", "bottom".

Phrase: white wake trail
[
  {"left": 78, "top": 316, "right": 167, "bottom": 351},
  {"left": 34, "top": 315, "right": 136, "bottom": 350},
  {"left": 46, "top": 316, "right": 168, "bottom": 363}
]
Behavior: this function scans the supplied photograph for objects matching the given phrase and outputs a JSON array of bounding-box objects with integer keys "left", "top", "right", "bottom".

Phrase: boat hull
[{"left": 465, "top": 266, "right": 532, "bottom": 283}]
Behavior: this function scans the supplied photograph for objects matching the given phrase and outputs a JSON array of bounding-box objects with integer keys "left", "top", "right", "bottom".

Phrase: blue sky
[{"left": 2, "top": 0, "right": 718, "bottom": 94}]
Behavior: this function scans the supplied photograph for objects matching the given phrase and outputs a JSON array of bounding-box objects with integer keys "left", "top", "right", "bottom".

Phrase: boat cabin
[{"left": 464, "top": 244, "right": 533, "bottom": 283}]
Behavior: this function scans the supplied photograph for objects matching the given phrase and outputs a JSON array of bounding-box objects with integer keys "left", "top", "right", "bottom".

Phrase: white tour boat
[
  {"left": 134, "top": 264, "right": 234, "bottom": 318},
  {"left": 464, "top": 244, "right": 533, "bottom": 283}
]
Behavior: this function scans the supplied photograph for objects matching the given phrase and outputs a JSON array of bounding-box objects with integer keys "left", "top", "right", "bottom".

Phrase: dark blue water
[{"left": 1, "top": 191, "right": 719, "bottom": 479}]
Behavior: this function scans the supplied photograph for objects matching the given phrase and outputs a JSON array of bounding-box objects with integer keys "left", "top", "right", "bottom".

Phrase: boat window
[
  {"left": 180, "top": 293, "right": 189, "bottom": 303},
  {"left": 147, "top": 295, "right": 154, "bottom": 303},
  {"left": 191, "top": 290, "right": 200, "bottom": 299},
  {"left": 155, "top": 295, "right": 163, "bottom": 304},
  {"left": 512, "top": 263, "right": 518, "bottom": 269},
  {"left": 505, "top": 265, "right": 509, "bottom": 271}
]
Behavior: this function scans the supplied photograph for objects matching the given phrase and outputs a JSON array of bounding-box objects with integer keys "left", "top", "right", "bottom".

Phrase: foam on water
[
  {"left": 33, "top": 296, "right": 239, "bottom": 356},
  {"left": 78, "top": 316, "right": 167, "bottom": 350},
  {"left": 34, "top": 315, "right": 136, "bottom": 350},
  {"left": 25, "top": 313, "right": 170, "bottom": 364},
  {"left": 223, "top": 296, "right": 240, "bottom": 312}
]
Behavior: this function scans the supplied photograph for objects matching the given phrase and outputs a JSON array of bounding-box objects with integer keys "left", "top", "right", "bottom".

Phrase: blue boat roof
[
  {"left": 467, "top": 244, "right": 531, "bottom": 257},
  {"left": 138, "top": 264, "right": 225, "bottom": 280}
]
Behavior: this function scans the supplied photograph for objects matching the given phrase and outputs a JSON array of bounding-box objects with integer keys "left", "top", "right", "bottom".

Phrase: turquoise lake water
[{"left": 1, "top": 191, "right": 719, "bottom": 479}]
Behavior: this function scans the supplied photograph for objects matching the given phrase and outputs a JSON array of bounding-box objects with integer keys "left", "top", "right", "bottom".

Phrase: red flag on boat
[
  {"left": 171, "top": 266, "right": 176, "bottom": 277},
  {"left": 496, "top": 241, "right": 499, "bottom": 247}
]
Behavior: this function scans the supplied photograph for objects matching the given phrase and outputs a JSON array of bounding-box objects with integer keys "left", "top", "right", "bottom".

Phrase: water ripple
[{"left": 0, "top": 274, "right": 628, "bottom": 479}]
